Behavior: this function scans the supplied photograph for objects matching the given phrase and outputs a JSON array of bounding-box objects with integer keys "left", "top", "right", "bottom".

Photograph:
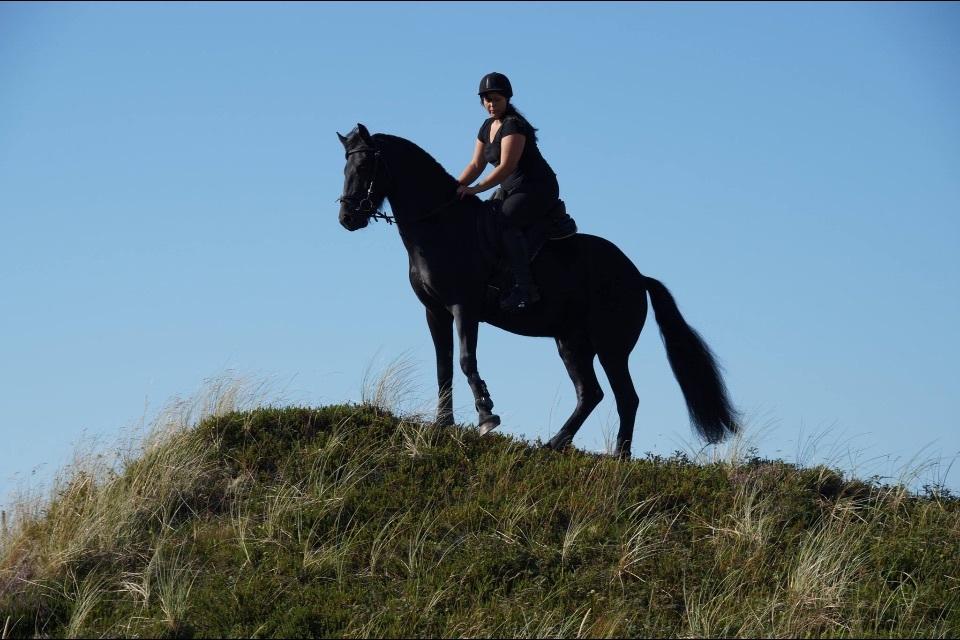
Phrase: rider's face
[{"left": 481, "top": 92, "right": 508, "bottom": 119}]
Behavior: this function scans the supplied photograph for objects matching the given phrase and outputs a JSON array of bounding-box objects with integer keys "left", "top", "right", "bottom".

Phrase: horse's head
[{"left": 337, "top": 124, "right": 389, "bottom": 231}]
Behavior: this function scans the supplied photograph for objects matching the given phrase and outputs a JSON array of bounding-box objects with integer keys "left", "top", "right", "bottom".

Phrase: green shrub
[{"left": 1, "top": 404, "right": 957, "bottom": 638}]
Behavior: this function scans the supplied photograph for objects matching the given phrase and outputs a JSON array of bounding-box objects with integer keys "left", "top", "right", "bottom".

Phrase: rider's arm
[
  {"left": 474, "top": 133, "right": 525, "bottom": 192},
  {"left": 458, "top": 139, "right": 488, "bottom": 185}
]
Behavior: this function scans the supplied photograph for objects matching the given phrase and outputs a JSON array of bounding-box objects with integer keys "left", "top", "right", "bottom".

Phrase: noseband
[{"left": 337, "top": 147, "right": 396, "bottom": 224}]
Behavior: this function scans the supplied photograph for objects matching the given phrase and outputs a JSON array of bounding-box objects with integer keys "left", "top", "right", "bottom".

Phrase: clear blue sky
[{"left": 2, "top": 2, "right": 958, "bottom": 507}]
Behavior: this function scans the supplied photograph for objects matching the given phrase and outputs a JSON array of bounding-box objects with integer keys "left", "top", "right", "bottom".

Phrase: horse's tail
[{"left": 643, "top": 275, "right": 739, "bottom": 443}]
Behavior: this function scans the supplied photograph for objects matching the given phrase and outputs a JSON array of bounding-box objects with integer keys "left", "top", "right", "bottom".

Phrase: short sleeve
[
  {"left": 477, "top": 119, "right": 490, "bottom": 143},
  {"left": 499, "top": 116, "right": 526, "bottom": 138}
]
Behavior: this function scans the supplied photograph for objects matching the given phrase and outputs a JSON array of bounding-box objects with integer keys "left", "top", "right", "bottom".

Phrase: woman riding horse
[
  {"left": 456, "top": 72, "right": 560, "bottom": 313},
  {"left": 337, "top": 122, "right": 739, "bottom": 457}
]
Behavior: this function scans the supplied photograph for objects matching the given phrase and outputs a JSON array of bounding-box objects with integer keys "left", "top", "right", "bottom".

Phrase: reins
[{"left": 338, "top": 145, "right": 462, "bottom": 226}]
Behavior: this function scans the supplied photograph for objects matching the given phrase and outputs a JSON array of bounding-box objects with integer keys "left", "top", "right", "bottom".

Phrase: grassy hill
[{"left": 1, "top": 400, "right": 958, "bottom": 638}]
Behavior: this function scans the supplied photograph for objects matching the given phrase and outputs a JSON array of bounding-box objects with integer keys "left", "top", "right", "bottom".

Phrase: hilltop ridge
[{"left": 1, "top": 403, "right": 958, "bottom": 638}]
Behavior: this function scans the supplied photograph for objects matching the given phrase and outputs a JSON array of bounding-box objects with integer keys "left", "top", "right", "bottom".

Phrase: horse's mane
[{"left": 373, "top": 133, "right": 463, "bottom": 196}]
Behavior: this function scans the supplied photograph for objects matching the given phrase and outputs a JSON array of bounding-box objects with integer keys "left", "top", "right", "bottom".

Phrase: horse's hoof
[
  {"left": 478, "top": 414, "right": 501, "bottom": 436},
  {"left": 544, "top": 436, "right": 572, "bottom": 452}
]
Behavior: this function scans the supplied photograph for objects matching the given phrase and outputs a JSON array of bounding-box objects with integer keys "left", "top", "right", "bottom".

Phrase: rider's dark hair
[{"left": 480, "top": 98, "right": 539, "bottom": 144}]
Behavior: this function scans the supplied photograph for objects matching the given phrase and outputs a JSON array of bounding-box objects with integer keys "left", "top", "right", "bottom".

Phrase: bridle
[
  {"left": 337, "top": 144, "right": 466, "bottom": 226},
  {"left": 337, "top": 147, "right": 396, "bottom": 224}
]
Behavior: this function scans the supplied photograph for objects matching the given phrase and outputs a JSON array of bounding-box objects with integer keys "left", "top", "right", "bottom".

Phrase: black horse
[{"left": 337, "top": 124, "right": 738, "bottom": 457}]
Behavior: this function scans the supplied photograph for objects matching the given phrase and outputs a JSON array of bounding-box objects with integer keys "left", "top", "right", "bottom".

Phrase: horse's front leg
[
  {"left": 452, "top": 305, "right": 501, "bottom": 435},
  {"left": 425, "top": 305, "right": 454, "bottom": 426}
]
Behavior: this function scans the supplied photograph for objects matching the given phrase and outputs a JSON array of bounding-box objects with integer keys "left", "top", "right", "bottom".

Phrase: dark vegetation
[{"left": 1, "top": 403, "right": 957, "bottom": 638}]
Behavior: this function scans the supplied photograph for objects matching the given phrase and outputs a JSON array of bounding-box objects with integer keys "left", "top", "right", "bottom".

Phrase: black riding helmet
[{"left": 478, "top": 72, "right": 513, "bottom": 99}]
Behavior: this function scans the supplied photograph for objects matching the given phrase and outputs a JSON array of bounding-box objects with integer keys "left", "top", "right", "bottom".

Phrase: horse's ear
[
  {"left": 357, "top": 123, "right": 373, "bottom": 145},
  {"left": 337, "top": 131, "right": 348, "bottom": 147}
]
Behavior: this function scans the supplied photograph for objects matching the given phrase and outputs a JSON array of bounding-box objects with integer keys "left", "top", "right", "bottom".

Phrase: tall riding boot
[{"left": 500, "top": 228, "right": 540, "bottom": 312}]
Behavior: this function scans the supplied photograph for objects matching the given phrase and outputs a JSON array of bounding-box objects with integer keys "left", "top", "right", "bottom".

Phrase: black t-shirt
[{"left": 477, "top": 115, "right": 557, "bottom": 194}]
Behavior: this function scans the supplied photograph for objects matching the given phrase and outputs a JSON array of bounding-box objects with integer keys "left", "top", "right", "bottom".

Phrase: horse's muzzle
[{"left": 339, "top": 206, "right": 369, "bottom": 231}]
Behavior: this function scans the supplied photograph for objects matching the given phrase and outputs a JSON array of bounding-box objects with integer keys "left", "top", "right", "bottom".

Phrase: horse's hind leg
[
  {"left": 545, "top": 335, "right": 604, "bottom": 451},
  {"left": 597, "top": 347, "right": 639, "bottom": 458}
]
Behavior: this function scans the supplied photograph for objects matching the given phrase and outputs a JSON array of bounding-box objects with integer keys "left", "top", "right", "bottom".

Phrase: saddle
[{"left": 478, "top": 189, "right": 578, "bottom": 312}]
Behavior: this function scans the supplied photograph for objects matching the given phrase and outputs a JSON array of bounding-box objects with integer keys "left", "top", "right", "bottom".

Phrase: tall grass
[{"left": 0, "top": 366, "right": 957, "bottom": 637}]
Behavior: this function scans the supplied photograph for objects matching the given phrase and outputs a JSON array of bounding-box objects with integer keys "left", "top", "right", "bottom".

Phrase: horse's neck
[
  {"left": 378, "top": 135, "right": 477, "bottom": 256},
  {"left": 397, "top": 200, "right": 478, "bottom": 259},
  {"left": 378, "top": 135, "right": 455, "bottom": 218}
]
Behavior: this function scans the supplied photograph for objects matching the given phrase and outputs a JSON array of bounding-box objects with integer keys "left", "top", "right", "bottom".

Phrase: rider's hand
[{"left": 457, "top": 184, "right": 479, "bottom": 199}]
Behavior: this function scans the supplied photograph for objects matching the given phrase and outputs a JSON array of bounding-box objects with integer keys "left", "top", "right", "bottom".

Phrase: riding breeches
[{"left": 501, "top": 180, "right": 559, "bottom": 229}]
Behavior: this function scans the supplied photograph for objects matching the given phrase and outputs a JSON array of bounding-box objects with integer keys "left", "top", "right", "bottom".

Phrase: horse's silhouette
[{"left": 337, "top": 124, "right": 738, "bottom": 457}]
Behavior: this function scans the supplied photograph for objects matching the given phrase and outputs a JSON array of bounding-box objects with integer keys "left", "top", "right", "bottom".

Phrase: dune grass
[{"left": 1, "top": 376, "right": 957, "bottom": 638}]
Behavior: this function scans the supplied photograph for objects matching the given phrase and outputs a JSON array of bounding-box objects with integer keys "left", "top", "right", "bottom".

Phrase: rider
[{"left": 456, "top": 72, "right": 560, "bottom": 312}]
